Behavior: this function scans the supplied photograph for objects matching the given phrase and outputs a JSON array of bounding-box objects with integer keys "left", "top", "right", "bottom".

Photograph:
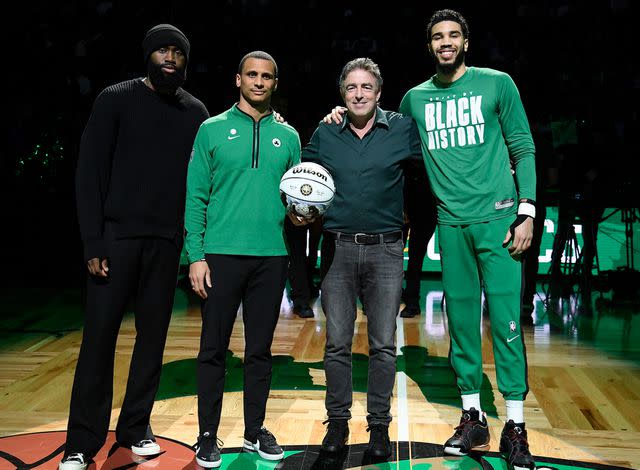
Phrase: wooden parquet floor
[{"left": 0, "top": 279, "right": 639, "bottom": 468}]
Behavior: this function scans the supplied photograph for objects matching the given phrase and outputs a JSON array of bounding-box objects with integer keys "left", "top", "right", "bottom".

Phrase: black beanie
[{"left": 142, "top": 24, "right": 190, "bottom": 62}]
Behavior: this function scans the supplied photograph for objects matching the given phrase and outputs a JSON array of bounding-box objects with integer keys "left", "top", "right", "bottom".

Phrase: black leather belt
[{"left": 324, "top": 231, "right": 402, "bottom": 245}]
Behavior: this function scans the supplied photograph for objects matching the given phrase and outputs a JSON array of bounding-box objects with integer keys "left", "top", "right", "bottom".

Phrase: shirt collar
[
  {"left": 232, "top": 102, "right": 274, "bottom": 122},
  {"left": 339, "top": 106, "right": 389, "bottom": 132}
]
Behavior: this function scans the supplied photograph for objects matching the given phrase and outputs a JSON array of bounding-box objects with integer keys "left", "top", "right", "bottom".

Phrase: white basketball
[{"left": 279, "top": 162, "right": 335, "bottom": 218}]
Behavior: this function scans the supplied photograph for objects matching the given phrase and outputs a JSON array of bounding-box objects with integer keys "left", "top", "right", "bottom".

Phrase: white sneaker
[
  {"left": 59, "top": 452, "right": 88, "bottom": 470},
  {"left": 131, "top": 438, "right": 161, "bottom": 456}
]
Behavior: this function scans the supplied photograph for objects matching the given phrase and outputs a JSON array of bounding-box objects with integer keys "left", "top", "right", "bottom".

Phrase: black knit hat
[{"left": 142, "top": 24, "right": 190, "bottom": 62}]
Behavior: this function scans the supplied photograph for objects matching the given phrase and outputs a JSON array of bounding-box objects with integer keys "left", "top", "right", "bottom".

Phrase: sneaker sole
[
  {"left": 500, "top": 453, "right": 535, "bottom": 470},
  {"left": 196, "top": 456, "right": 222, "bottom": 468},
  {"left": 502, "top": 460, "right": 534, "bottom": 470},
  {"left": 131, "top": 443, "right": 161, "bottom": 456},
  {"left": 59, "top": 463, "right": 87, "bottom": 470},
  {"left": 243, "top": 439, "right": 284, "bottom": 460},
  {"left": 444, "top": 443, "right": 489, "bottom": 456}
]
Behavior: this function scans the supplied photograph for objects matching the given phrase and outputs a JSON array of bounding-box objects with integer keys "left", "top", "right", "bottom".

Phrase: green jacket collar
[{"left": 232, "top": 103, "right": 274, "bottom": 123}]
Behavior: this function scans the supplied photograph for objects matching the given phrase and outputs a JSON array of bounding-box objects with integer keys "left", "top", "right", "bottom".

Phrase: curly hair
[{"left": 426, "top": 9, "right": 470, "bottom": 41}]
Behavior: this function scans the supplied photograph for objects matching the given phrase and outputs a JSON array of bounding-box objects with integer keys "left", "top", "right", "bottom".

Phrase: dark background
[{"left": 3, "top": 0, "right": 637, "bottom": 287}]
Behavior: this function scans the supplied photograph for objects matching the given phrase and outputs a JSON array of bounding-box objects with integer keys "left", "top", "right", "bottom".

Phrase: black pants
[
  {"left": 402, "top": 191, "right": 437, "bottom": 306},
  {"left": 522, "top": 203, "right": 547, "bottom": 306},
  {"left": 65, "top": 235, "right": 180, "bottom": 458},
  {"left": 197, "top": 254, "right": 288, "bottom": 439},
  {"left": 402, "top": 220, "right": 436, "bottom": 304},
  {"left": 284, "top": 217, "right": 321, "bottom": 307}
]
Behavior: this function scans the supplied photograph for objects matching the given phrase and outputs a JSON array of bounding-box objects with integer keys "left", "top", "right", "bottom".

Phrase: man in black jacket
[{"left": 59, "top": 24, "right": 209, "bottom": 470}]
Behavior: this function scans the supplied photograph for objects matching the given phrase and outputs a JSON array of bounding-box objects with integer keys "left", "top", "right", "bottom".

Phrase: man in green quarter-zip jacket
[{"left": 184, "top": 51, "right": 300, "bottom": 468}]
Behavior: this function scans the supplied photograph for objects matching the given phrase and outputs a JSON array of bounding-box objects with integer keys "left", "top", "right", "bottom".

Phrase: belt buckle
[{"left": 354, "top": 233, "right": 368, "bottom": 245}]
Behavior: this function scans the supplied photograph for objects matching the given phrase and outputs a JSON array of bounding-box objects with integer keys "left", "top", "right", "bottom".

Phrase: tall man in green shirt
[
  {"left": 306, "top": 58, "right": 424, "bottom": 459},
  {"left": 185, "top": 51, "right": 300, "bottom": 468},
  {"left": 399, "top": 9, "right": 537, "bottom": 470},
  {"left": 325, "top": 9, "right": 537, "bottom": 470}
]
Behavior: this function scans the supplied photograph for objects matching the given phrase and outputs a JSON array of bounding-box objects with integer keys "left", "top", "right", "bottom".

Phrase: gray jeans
[{"left": 320, "top": 234, "right": 404, "bottom": 425}]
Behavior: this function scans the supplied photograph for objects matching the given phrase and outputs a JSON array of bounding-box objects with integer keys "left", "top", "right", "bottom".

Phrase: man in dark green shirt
[{"left": 303, "top": 58, "right": 423, "bottom": 458}]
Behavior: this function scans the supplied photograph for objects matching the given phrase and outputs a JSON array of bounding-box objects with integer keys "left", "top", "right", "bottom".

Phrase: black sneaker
[
  {"left": 195, "top": 432, "right": 222, "bottom": 468},
  {"left": 443, "top": 408, "right": 490, "bottom": 455},
  {"left": 243, "top": 427, "right": 284, "bottom": 461},
  {"left": 400, "top": 303, "right": 421, "bottom": 318},
  {"left": 366, "top": 423, "right": 391, "bottom": 457},
  {"left": 58, "top": 453, "right": 88, "bottom": 470},
  {"left": 500, "top": 420, "right": 536, "bottom": 470},
  {"left": 294, "top": 304, "right": 315, "bottom": 318},
  {"left": 321, "top": 419, "right": 349, "bottom": 453}
]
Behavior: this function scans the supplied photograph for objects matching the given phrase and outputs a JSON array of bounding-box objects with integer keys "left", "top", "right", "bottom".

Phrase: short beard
[
  {"left": 434, "top": 48, "right": 466, "bottom": 76},
  {"left": 147, "top": 61, "right": 186, "bottom": 94}
]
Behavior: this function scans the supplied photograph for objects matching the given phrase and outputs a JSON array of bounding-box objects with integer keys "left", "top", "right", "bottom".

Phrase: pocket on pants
[{"left": 383, "top": 239, "right": 404, "bottom": 258}]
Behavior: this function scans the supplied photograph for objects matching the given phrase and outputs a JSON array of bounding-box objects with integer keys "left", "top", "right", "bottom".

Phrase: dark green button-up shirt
[{"left": 302, "top": 107, "right": 423, "bottom": 233}]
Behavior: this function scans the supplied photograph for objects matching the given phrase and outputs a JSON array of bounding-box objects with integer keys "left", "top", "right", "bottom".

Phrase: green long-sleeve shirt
[
  {"left": 399, "top": 66, "right": 536, "bottom": 225},
  {"left": 184, "top": 105, "right": 300, "bottom": 261}
]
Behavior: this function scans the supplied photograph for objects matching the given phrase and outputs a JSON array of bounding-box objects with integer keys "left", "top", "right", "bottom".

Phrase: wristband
[{"left": 517, "top": 198, "right": 536, "bottom": 218}]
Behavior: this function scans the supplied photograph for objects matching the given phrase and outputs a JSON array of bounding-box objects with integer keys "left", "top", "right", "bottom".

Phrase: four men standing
[{"left": 65, "top": 9, "right": 538, "bottom": 470}]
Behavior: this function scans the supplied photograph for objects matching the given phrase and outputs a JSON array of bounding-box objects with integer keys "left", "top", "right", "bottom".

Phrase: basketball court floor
[{"left": 0, "top": 275, "right": 639, "bottom": 469}]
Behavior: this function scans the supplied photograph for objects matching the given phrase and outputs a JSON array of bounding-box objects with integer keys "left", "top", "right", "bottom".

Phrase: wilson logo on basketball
[
  {"left": 292, "top": 167, "right": 328, "bottom": 182},
  {"left": 300, "top": 184, "right": 312, "bottom": 196}
]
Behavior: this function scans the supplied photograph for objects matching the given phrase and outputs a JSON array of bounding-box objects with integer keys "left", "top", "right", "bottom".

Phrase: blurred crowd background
[{"left": 4, "top": 0, "right": 637, "bottom": 286}]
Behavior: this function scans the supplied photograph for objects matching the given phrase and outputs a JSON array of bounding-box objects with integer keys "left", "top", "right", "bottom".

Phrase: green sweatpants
[{"left": 438, "top": 216, "right": 528, "bottom": 400}]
